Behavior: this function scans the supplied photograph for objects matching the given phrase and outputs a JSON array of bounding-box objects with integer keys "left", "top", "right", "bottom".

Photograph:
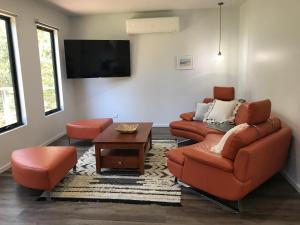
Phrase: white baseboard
[
  {"left": 0, "top": 131, "right": 66, "bottom": 174},
  {"left": 281, "top": 170, "right": 300, "bottom": 193},
  {"left": 39, "top": 131, "right": 66, "bottom": 146},
  {"left": 153, "top": 123, "right": 169, "bottom": 128},
  {"left": 0, "top": 162, "right": 11, "bottom": 174}
]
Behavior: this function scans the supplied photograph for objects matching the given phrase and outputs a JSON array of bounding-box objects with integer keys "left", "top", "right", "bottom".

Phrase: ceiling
[{"left": 40, "top": 0, "right": 246, "bottom": 15}]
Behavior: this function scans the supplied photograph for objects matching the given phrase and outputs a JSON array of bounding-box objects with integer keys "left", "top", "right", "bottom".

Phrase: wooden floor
[{"left": 1, "top": 128, "right": 300, "bottom": 225}]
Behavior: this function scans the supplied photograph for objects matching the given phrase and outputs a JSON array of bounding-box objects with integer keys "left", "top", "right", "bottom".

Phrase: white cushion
[
  {"left": 193, "top": 103, "right": 209, "bottom": 121},
  {"left": 211, "top": 123, "right": 249, "bottom": 154},
  {"left": 204, "top": 100, "right": 237, "bottom": 123}
]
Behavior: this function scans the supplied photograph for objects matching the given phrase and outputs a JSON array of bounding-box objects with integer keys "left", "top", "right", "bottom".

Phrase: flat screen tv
[{"left": 64, "top": 40, "right": 131, "bottom": 78}]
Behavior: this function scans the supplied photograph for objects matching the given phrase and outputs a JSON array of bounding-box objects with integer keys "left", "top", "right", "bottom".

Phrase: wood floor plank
[{"left": 1, "top": 128, "right": 300, "bottom": 225}]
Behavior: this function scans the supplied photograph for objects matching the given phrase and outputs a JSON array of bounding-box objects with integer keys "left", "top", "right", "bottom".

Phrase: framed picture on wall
[{"left": 176, "top": 55, "right": 193, "bottom": 70}]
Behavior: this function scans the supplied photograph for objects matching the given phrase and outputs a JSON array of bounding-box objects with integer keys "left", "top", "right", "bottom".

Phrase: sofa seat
[
  {"left": 167, "top": 134, "right": 223, "bottom": 179},
  {"left": 170, "top": 120, "right": 224, "bottom": 136},
  {"left": 167, "top": 96, "right": 292, "bottom": 201}
]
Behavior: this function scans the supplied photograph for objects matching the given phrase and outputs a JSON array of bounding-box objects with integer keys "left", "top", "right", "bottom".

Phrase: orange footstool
[
  {"left": 11, "top": 146, "right": 77, "bottom": 191},
  {"left": 66, "top": 118, "right": 113, "bottom": 142}
]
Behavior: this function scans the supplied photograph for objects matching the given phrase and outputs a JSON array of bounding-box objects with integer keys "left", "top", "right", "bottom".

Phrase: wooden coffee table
[{"left": 93, "top": 122, "right": 153, "bottom": 175}]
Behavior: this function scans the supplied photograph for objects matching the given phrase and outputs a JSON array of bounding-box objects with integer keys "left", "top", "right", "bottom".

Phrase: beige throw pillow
[
  {"left": 211, "top": 123, "right": 249, "bottom": 154},
  {"left": 204, "top": 100, "right": 237, "bottom": 123}
]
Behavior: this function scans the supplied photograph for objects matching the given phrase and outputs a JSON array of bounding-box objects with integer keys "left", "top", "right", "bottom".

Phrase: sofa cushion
[
  {"left": 180, "top": 112, "right": 195, "bottom": 121},
  {"left": 213, "top": 86, "right": 235, "bottom": 101},
  {"left": 193, "top": 133, "right": 224, "bottom": 151},
  {"left": 220, "top": 126, "right": 258, "bottom": 160},
  {"left": 170, "top": 129, "right": 205, "bottom": 142},
  {"left": 234, "top": 103, "right": 249, "bottom": 125},
  {"left": 247, "top": 99, "right": 271, "bottom": 125},
  {"left": 194, "top": 103, "right": 209, "bottom": 121},
  {"left": 167, "top": 148, "right": 186, "bottom": 165},
  {"left": 170, "top": 120, "right": 224, "bottom": 137},
  {"left": 202, "top": 97, "right": 214, "bottom": 103},
  {"left": 183, "top": 134, "right": 233, "bottom": 172},
  {"left": 221, "top": 117, "right": 282, "bottom": 160},
  {"left": 167, "top": 134, "right": 223, "bottom": 165},
  {"left": 212, "top": 123, "right": 249, "bottom": 154},
  {"left": 204, "top": 100, "right": 237, "bottom": 123}
]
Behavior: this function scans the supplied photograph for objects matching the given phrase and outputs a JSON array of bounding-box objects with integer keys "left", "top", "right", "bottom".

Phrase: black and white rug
[{"left": 43, "top": 140, "right": 181, "bottom": 205}]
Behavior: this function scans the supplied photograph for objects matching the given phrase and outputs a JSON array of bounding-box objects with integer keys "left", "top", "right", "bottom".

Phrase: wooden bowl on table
[{"left": 115, "top": 123, "right": 139, "bottom": 134}]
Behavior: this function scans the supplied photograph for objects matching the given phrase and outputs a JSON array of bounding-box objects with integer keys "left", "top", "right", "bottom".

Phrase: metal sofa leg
[
  {"left": 45, "top": 190, "right": 52, "bottom": 201},
  {"left": 237, "top": 200, "right": 243, "bottom": 213},
  {"left": 73, "top": 165, "right": 77, "bottom": 174},
  {"left": 68, "top": 137, "right": 71, "bottom": 145},
  {"left": 174, "top": 177, "right": 178, "bottom": 184},
  {"left": 189, "top": 187, "right": 243, "bottom": 213}
]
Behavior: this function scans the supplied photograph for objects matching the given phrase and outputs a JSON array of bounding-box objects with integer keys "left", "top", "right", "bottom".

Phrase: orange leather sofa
[
  {"left": 170, "top": 87, "right": 235, "bottom": 142},
  {"left": 167, "top": 88, "right": 292, "bottom": 202},
  {"left": 11, "top": 146, "right": 77, "bottom": 191},
  {"left": 66, "top": 118, "right": 113, "bottom": 141}
]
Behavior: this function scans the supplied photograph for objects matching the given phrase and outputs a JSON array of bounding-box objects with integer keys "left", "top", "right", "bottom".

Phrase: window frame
[
  {"left": 36, "top": 25, "right": 61, "bottom": 116},
  {"left": 0, "top": 14, "right": 22, "bottom": 133}
]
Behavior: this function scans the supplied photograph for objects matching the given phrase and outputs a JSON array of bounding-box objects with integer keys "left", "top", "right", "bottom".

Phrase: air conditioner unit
[{"left": 126, "top": 17, "right": 180, "bottom": 34}]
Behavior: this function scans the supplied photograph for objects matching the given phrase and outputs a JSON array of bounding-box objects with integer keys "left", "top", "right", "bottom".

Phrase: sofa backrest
[
  {"left": 202, "top": 86, "right": 235, "bottom": 103},
  {"left": 235, "top": 103, "right": 249, "bottom": 125},
  {"left": 247, "top": 99, "right": 271, "bottom": 125},
  {"left": 213, "top": 86, "right": 235, "bottom": 101},
  {"left": 221, "top": 117, "right": 282, "bottom": 160},
  {"left": 235, "top": 99, "right": 271, "bottom": 125},
  {"left": 221, "top": 99, "right": 279, "bottom": 160}
]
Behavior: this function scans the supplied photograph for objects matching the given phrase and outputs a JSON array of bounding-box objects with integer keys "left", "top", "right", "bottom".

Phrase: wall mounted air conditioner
[{"left": 126, "top": 17, "right": 180, "bottom": 34}]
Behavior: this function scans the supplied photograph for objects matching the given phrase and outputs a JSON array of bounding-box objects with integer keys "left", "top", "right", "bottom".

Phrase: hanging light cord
[{"left": 218, "top": 2, "right": 224, "bottom": 55}]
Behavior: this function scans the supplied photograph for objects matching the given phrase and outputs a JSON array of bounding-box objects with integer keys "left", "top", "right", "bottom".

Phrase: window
[
  {"left": 37, "top": 25, "right": 61, "bottom": 115},
  {"left": 0, "top": 15, "right": 22, "bottom": 133}
]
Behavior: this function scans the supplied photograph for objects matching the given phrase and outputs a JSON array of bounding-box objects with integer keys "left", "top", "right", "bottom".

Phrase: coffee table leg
[
  {"left": 139, "top": 144, "right": 145, "bottom": 175},
  {"left": 95, "top": 144, "right": 101, "bottom": 174},
  {"left": 149, "top": 130, "right": 152, "bottom": 149}
]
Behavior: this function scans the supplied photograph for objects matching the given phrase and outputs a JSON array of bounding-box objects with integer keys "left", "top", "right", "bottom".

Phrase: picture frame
[{"left": 176, "top": 55, "right": 193, "bottom": 70}]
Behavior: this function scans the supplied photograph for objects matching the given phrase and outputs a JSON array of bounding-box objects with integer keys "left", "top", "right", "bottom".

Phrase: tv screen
[{"left": 64, "top": 40, "right": 131, "bottom": 78}]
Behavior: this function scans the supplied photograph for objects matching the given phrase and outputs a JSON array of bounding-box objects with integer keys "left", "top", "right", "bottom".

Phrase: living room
[{"left": 0, "top": 0, "right": 300, "bottom": 224}]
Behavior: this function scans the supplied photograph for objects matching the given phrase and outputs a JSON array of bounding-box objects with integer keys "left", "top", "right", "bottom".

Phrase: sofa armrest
[
  {"left": 183, "top": 149, "right": 233, "bottom": 172},
  {"left": 234, "top": 127, "right": 292, "bottom": 182},
  {"left": 203, "top": 97, "right": 214, "bottom": 103},
  {"left": 180, "top": 112, "right": 195, "bottom": 121}
]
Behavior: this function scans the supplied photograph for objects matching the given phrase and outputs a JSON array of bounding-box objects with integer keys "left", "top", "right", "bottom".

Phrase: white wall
[
  {"left": 69, "top": 8, "right": 240, "bottom": 126},
  {"left": 0, "top": 0, "right": 76, "bottom": 171},
  {"left": 238, "top": 0, "right": 300, "bottom": 191}
]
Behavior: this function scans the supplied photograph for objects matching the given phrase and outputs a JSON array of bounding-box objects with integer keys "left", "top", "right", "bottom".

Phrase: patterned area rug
[{"left": 43, "top": 140, "right": 181, "bottom": 205}]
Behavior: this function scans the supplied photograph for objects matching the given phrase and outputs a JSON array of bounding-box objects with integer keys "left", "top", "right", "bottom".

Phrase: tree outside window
[{"left": 37, "top": 26, "right": 61, "bottom": 115}]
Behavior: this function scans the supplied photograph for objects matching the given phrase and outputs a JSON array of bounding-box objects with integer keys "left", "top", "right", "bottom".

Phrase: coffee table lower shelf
[
  {"left": 95, "top": 141, "right": 151, "bottom": 175},
  {"left": 101, "top": 149, "right": 139, "bottom": 169}
]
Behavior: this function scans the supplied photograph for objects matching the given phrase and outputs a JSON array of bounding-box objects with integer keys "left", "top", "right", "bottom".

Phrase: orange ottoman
[
  {"left": 66, "top": 118, "right": 113, "bottom": 142},
  {"left": 11, "top": 146, "right": 77, "bottom": 191}
]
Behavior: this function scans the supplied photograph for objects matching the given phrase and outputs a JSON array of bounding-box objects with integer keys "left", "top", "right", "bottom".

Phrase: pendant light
[{"left": 218, "top": 2, "right": 224, "bottom": 56}]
